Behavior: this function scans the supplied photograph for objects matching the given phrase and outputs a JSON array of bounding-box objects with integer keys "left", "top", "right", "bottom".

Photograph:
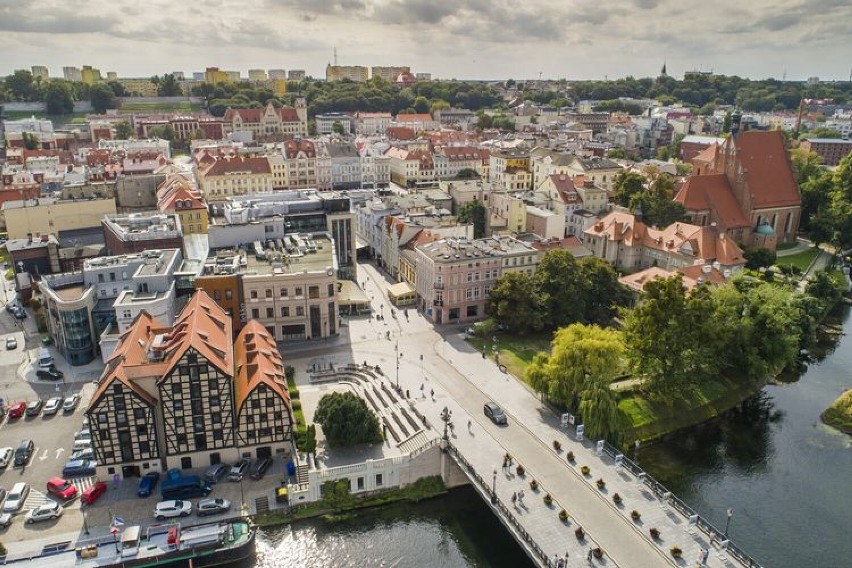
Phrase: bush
[
  {"left": 575, "top": 526, "right": 585, "bottom": 540},
  {"left": 581, "top": 465, "right": 590, "bottom": 476},
  {"left": 670, "top": 546, "right": 683, "bottom": 558},
  {"left": 612, "top": 493, "right": 622, "bottom": 504},
  {"left": 291, "top": 400, "right": 302, "bottom": 410},
  {"left": 650, "top": 527, "right": 660, "bottom": 540},
  {"left": 529, "top": 479, "right": 538, "bottom": 491},
  {"left": 596, "top": 478, "right": 606, "bottom": 489},
  {"left": 0, "top": 541, "right": 6, "bottom": 556},
  {"left": 553, "top": 440, "right": 561, "bottom": 451},
  {"left": 631, "top": 510, "right": 641, "bottom": 521},
  {"left": 593, "top": 547, "right": 603, "bottom": 559},
  {"left": 566, "top": 451, "right": 574, "bottom": 462},
  {"left": 313, "top": 391, "right": 382, "bottom": 447},
  {"left": 543, "top": 493, "right": 553, "bottom": 506},
  {"left": 559, "top": 509, "right": 568, "bottom": 522},
  {"left": 516, "top": 465, "right": 525, "bottom": 476}
]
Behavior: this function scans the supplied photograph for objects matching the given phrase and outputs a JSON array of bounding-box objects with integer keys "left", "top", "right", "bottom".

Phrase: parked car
[
  {"left": 62, "top": 459, "right": 97, "bottom": 477},
  {"left": 249, "top": 457, "right": 273, "bottom": 480},
  {"left": 483, "top": 402, "right": 508, "bottom": 425},
  {"left": 62, "top": 395, "right": 80, "bottom": 413},
  {"left": 72, "top": 439, "right": 92, "bottom": 452},
  {"left": 154, "top": 500, "right": 192, "bottom": 520},
  {"left": 0, "top": 447, "right": 13, "bottom": 468},
  {"left": 137, "top": 472, "right": 161, "bottom": 498},
  {"left": 25, "top": 400, "right": 43, "bottom": 417},
  {"left": 4, "top": 337, "right": 16, "bottom": 350},
  {"left": 81, "top": 481, "right": 107, "bottom": 505},
  {"left": 204, "top": 463, "right": 229, "bottom": 485},
  {"left": 36, "top": 367, "right": 64, "bottom": 381},
  {"left": 0, "top": 512, "right": 12, "bottom": 528},
  {"left": 70, "top": 448, "right": 94, "bottom": 461},
  {"left": 46, "top": 477, "right": 78, "bottom": 501},
  {"left": 9, "top": 305, "right": 25, "bottom": 320},
  {"left": 7, "top": 403, "right": 26, "bottom": 419},
  {"left": 13, "top": 440, "right": 34, "bottom": 467},
  {"left": 74, "top": 429, "right": 91, "bottom": 441},
  {"left": 227, "top": 459, "right": 250, "bottom": 482},
  {"left": 3, "top": 483, "right": 30, "bottom": 512},
  {"left": 25, "top": 502, "right": 63, "bottom": 524},
  {"left": 197, "top": 498, "right": 231, "bottom": 517},
  {"left": 43, "top": 397, "right": 62, "bottom": 416}
]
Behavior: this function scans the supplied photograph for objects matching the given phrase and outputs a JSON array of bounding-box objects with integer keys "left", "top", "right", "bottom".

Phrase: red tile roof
[
  {"left": 283, "top": 139, "right": 316, "bottom": 159},
  {"left": 233, "top": 320, "right": 290, "bottom": 415},
  {"left": 675, "top": 174, "right": 750, "bottom": 229},
  {"left": 200, "top": 156, "right": 271, "bottom": 177},
  {"left": 733, "top": 131, "right": 800, "bottom": 209},
  {"left": 223, "top": 103, "right": 299, "bottom": 123},
  {"left": 396, "top": 113, "right": 433, "bottom": 123}
]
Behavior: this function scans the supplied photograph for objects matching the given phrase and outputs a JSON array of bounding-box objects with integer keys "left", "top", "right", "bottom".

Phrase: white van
[
  {"left": 37, "top": 348, "right": 54, "bottom": 369},
  {"left": 72, "top": 439, "right": 92, "bottom": 452},
  {"left": 3, "top": 482, "right": 30, "bottom": 512}
]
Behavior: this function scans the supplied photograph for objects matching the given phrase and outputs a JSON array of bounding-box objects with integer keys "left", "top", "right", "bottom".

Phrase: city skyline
[{"left": 0, "top": 0, "right": 850, "bottom": 81}]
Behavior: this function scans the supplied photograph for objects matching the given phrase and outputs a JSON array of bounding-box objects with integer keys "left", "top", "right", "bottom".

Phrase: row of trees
[
  {"left": 486, "top": 250, "right": 630, "bottom": 334},
  {"left": 793, "top": 149, "right": 852, "bottom": 250},
  {"left": 524, "top": 272, "right": 838, "bottom": 440}
]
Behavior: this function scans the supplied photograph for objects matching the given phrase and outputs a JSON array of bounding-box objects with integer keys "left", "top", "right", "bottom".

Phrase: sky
[{"left": 1, "top": 0, "right": 850, "bottom": 81}]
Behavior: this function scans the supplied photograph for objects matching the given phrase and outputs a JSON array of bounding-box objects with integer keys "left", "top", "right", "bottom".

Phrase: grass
[
  {"left": 775, "top": 248, "right": 820, "bottom": 272},
  {"left": 467, "top": 333, "right": 552, "bottom": 381},
  {"left": 776, "top": 242, "right": 799, "bottom": 251},
  {"left": 821, "top": 389, "right": 852, "bottom": 435},
  {"left": 118, "top": 101, "right": 201, "bottom": 112}
]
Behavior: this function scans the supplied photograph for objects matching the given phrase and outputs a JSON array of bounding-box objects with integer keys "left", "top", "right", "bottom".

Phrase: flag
[{"left": 112, "top": 516, "right": 125, "bottom": 527}]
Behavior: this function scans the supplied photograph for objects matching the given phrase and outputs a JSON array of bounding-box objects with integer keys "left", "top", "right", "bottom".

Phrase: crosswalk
[{"left": 19, "top": 476, "right": 97, "bottom": 512}]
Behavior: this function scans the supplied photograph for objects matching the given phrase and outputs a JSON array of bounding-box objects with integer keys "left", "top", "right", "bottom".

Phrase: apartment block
[{"left": 325, "top": 65, "right": 368, "bottom": 82}]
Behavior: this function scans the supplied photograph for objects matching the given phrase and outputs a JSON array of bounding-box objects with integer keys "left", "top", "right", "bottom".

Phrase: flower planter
[
  {"left": 596, "top": 478, "right": 606, "bottom": 490},
  {"left": 670, "top": 546, "right": 683, "bottom": 558},
  {"left": 612, "top": 493, "right": 622, "bottom": 505},
  {"left": 631, "top": 510, "right": 641, "bottom": 522},
  {"left": 543, "top": 493, "right": 553, "bottom": 506},
  {"left": 593, "top": 547, "right": 603, "bottom": 559},
  {"left": 553, "top": 440, "right": 561, "bottom": 451},
  {"left": 575, "top": 527, "right": 585, "bottom": 540},
  {"left": 580, "top": 466, "right": 590, "bottom": 476},
  {"left": 516, "top": 465, "right": 525, "bottom": 477},
  {"left": 566, "top": 451, "right": 574, "bottom": 462},
  {"left": 649, "top": 528, "right": 660, "bottom": 540},
  {"left": 558, "top": 509, "right": 568, "bottom": 522},
  {"left": 529, "top": 479, "right": 538, "bottom": 491}
]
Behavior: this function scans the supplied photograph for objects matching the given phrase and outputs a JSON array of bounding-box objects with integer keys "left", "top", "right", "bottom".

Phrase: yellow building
[
  {"left": 326, "top": 64, "right": 368, "bottom": 82},
  {"left": 81, "top": 65, "right": 102, "bottom": 85},
  {"left": 270, "top": 79, "right": 288, "bottom": 96},
  {"left": 248, "top": 69, "right": 267, "bottom": 82},
  {"left": 119, "top": 78, "right": 159, "bottom": 97},
  {"left": 157, "top": 175, "right": 209, "bottom": 234},
  {"left": 204, "top": 67, "right": 230, "bottom": 85},
  {"left": 2, "top": 197, "right": 117, "bottom": 239}
]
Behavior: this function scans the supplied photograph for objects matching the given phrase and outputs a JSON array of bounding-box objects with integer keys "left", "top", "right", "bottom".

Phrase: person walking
[
  {"left": 518, "top": 489, "right": 525, "bottom": 506},
  {"left": 467, "top": 419, "right": 472, "bottom": 432},
  {"left": 511, "top": 492, "right": 517, "bottom": 506},
  {"left": 430, "top": 388, "right": 434, "bottom": 400}
]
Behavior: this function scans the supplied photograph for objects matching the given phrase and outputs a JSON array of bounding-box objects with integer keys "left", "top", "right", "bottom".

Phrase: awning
[
  {"left": 387, "top": 281, "right": 415, "bottom": 299},
  {"left": 337, "top": 280, "right": 371, "bottom": 307}
]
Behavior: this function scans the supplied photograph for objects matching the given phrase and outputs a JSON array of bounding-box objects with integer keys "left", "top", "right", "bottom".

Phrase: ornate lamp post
[
  {"left": 724, "top": 508, "right": 734, "bottom": 538},
  {"left": 440, "top": 407, "right": 452, "bottom": 450},
  {"left": 491, "top": 469, "right": 497, "bottom": 504}
]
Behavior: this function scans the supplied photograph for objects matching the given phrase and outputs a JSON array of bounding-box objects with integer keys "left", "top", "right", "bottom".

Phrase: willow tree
[{"left": 579, "top": 377, "right": 620, "bottom": 440}]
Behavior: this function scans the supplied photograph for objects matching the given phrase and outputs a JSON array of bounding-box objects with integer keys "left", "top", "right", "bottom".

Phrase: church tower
[{"left": 295, "top": 97, "right": 308, "bottom": 136}]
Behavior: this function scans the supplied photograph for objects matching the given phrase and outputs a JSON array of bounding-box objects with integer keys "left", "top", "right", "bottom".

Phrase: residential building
[
  {"left": 102, "top": 212, "right": 183, "bottom": 255},
  {"left": 525, "top": 206, "right": 565, "bottom": 239},
  {"left": 248, "top": 69, "right": 267, "bottom": 82},
  {"left": 371, "top": 66, "right": 410, "bottom": 82},
  {"left": 327, "top": 142, "right": 363, "bottom": 189},
  {"left": 583, "top": 210, "right": 745, "bottom": 274},
  {"left": 354, "top": 112, "right": 392, "bottom": 135},
  {"left": 489, "top": 148, "right": 532, "bottom": 191},
  {"left": 204, "top": 67, "right": 229, "bottom": 84},
  {"left": 356, "top": 198, "right": 402, "bottom": 261},
  {"left": 316, "top": 113, "right": 354, "bottom": 135},
  {"left": 98, "top": 138, "right": 172, "bottom": 160},
  {"left": 197, "top": 155, "right": 273, "bottom": 200},
  {"left": 379, "top": 215, "right": 471, "bottom": 279},
  {"left": 678, "top": 135, "right": 725, "bottom": 162},
  {"left": 81, "top": 65, "right": 102, "bottom": 85},
  {"left": 222, "top": 101, "right": 308, "bottom": 139},
  {"left": 86, "top": 289, "right": 295, "bottom": 477},
  {"left": 488, "top": 191, "right": 527, "bottom": 234},
  {"left": 386, "top": 147, "right": 435, "bottom": 186},
  {"left": 415, "top": 236, "right": 538, "bottom": 324},
  {"left": 157, "top": 175, "right": 209, "bottom": 235},
  {"left": 118, "top": 78, "right": 158, "bottom": 97},
  {"left": 207, "top": 191, "right": 356, "bottom": 280},
  {"left": 432, "top": 146, "right": 483, "bottom": 180},
  {"left": 434, "top": 108, "right": 477, "bottom": 129},
  {"left": 31, "top": 66, "right": 49, "bottom": 82},
  {"left": 268, "top": 138, "right": 330, "bottom": 190},
  {"left": 326, "top": 65, "right": 369, "bottom": 82},
  {"left": 40, "top": 248, "right": 182, "bottom": 366},
  {"left": 415, "top": 73, "right": 432, "bottom": 81},
  {"left": 394, "top": 113, "right": 439, "bottom": 132},
  {"left": 268, "top": 69, "right": 287, "bottom": 80},
  {"left": 562, "top": 112, "right": 610, "bottom": 133},
  {"left": 63, "top": 66, "right": 82, "bottom": 82},
  {"left": 197, "top": 232, "right": 339, "bottom": 340},
  {"left": 619, "top": 263, "right": 728, "bottom": 300},
  {"left": 288, "top": 70, "right": 306, "bottom": 81},
  {"left": 799, "top": 138, "right": 852, "bottom": 167},
  {"left": 4, "top": 235, "right": 60, "bottom": 276},
  {"left": 2, "top": 197, "right": 117, "bottom": 239},
  {"left": 677, "top": 130, "right": 802, "bottom": 248}
]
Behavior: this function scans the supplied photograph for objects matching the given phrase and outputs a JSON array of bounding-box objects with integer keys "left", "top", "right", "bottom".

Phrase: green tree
[
  {"left": 742, "top": 245, "right": 777, "bottom": 269},
  {"left": 638, "top": 174, "right": 685, "bottom": 227},
  {"left": 456, "top": 168, "right": 480, "bottom": 180},
  {"left": 107, "top": 81, "right": 127, "bottom": 97},
  {"left": 44, "top": 82, "right": 74, "bottom": 115},
  {"left": 413, "top": 95, "right": 430, "bottom": 114},
  {"left": 476, "top": 112, "right": 493, "bottom": 130},
  {"left": 332, "top": 120, "right": 345, "bottom": 135},
  {"left": 535, "top": 250, "right": 584, "bottom": 327},
  {"left": 115, "top": 121, "right": 134, "bottom": 140},
  {"left": 579, "top": 376, "right": 620, "bottom": 440},
  {"left": 89, "top": 83, "right": 117, "bottom": 113},
  {"left": 611, "top": 171, "right": 646, "bottom": 207},
  {"left": 313, "top": 392, "right": 383, "bottom": 447},
  {"left": 606, "top": 147, "right": 627, "bottom": 159},
  {"left": 790, "top": 147, "right": 825, "bottom": 186},
  {"left": 148, "top": 124, "right": 177, "bottom": 143},
  {"left": 805, "top": 271, "right": 844, "bottom": 308},
  {"left": 157, "top": 73, "right": 182, "bottom": 96},
  {"left": 578, "top": 257, "right": 631, "bottom": 325},
  {"left": 829, "top": 152, "right": 852, "bottom": 249},
  {"left": 22, "top": 132, "right": 39, "bottom": 150},
  {"left": 486, "top": 271, "right": 543, "bottom": 334},
  {"left": 803, "top": 127, "right": 842, "bottom": 139},
  {"left": 321, "top": 479, "right": 356, "bottom": 511},
  {"left": 457, "top": 198, "right": 487, "bottom": 238},
  {"left": 4, "top": 70, "right": 36, "bottom": 101}
]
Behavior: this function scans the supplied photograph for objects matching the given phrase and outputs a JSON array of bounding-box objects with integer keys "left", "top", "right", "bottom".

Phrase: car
[
  {"left": 0, "top": 513, "right": 12, "bottom": 528},
  {"left": 43, "top": 397, "right": 62, "bottom": 416},
  {"left": 227, "top": 459, "right": 250, "bottom": 482},
  {"left": 4, "top": 302, "right": 16, "bottom": 314},
  {"left": 7, "top": 402, "right": 26, "bottom": 419},
  {"left": 154, "top": 500, "right": 192, "bottom": 520},
  {"left": 46, "top": 477, "right": 78, "bottom": 501},
  {"left": 25, "top": 400, "right": 43, "bottom": 417},
  {"left": 0, "top": 447, "right": 13, "bottom": 468},
  {"left": 204, "top": 463, "right": 229, "bottom": 484},
  {"left": 13, "top": 440, "right": 34, "bottom": 467},
  {"left": 62, "top": 459, "right": 97, "bottom": 477},
  {"left": 0, "top": 488, "right": 7, "bottom": 507},
  {"left": 80, "top": 481, "right": 107, "bottom": 505},
  {"left": 36, "top": 367, "right": 64, "bottom": 381},
  {"left": 197, "top": 498, "right": 231, "bottom": 517},
  {"left": 3, "top": 483, "right": 30, "bottom": 512},
  {"left": 4, "top": 337, "right": 16, "bottom": 350},
  {"left": 74, "top": 429, "right": 91, "bottom": 441},
  {"left": 62, "top": 395, "right": 80, "bottom": 413},
  {"left": 249, "top": 457, "right": 273, "bottom": 480},
  {"left": 25, "top": 502, "right": 62, "bottom": 524},
  {"left": 484, "top": 402, "right": 508, "bottom": 425},
  {"left": 9, "top": 305, "right": 25, "bottom": 320},
  {"left": 72, "top": 439, "right": 92, "bottom": 452},
  {"left": 137, "top": 472, "right": 161, "bottom": 498},
  {"left": 70, "top": 448, "right": 94, "bottom": 461}
]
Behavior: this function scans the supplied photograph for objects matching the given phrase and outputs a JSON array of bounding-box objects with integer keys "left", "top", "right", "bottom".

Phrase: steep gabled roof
[
  {"left": 233, "top": 320, "right": 290, "bottom": 416},
  {"left": 223, "top": 104, "right": 299, "bottom": 123},
  {"left": 734, "top": 130, "right": 801, "bottom": 209},
  {"left": 675, "top": 174, "right": 750, "bottom": 229}
]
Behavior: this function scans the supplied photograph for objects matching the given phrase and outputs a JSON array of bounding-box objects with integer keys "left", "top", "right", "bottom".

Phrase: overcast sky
[{"left": 1, "top": 0, "right": 850, "bottom": 81}]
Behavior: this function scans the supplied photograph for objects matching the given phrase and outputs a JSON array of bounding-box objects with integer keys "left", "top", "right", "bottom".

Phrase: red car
[
  {"left": 80, "top": 481, "right": 107, "bottom": 505},
  {"left": 7, "top": 402, "right": 26, "bottom": 419},
  {"left": 46, "top": 477, "right": 78, "bottom": 501}
]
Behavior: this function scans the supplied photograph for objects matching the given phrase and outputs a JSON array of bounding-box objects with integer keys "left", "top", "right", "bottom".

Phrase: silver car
[
  {"left": 25, "top": 502, "right": 63, "bottom": 524},
  {"left": 197, "top": 498, "right": 231, "bottom": 516},
  {"left": 43, "top": 397, "right": 62, "bottom": 416}
]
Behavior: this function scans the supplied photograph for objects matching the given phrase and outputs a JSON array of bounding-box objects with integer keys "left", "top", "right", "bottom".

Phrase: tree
[
  {"left": 611, "top": 171, "right": 646, "bottom": 207},
  {"left": 107, "top": 81, "right": 127, "bottom": 97},
  {"left": 486, "top": 272, "right": 543, "bottom": 334},
  {"left": 313, "top": 392, "right": 383, "bottom": 447},
  {"left": 44, "top": 82, "right": 74, "bottom": 115},
  {"left": 332, "top": 120, "right": 345, "bottom": 135},
  {"left": 21, "top": 132, "right": 39, "bottom": 150},
  {"left": 606, "top": 147, "right": 627, "bottom": 159},
  {"left": 89, "top": 83, "right": 117, "bottom": 113},
  {"left": 803, "top": 127, "right": 842, "bottom": 139},
  {"left": 742, "top": 246, "right": 777, "bottom": 269},
  {"left": 115, "top": 121, "right": 135, "bottom": 140},
  {"left": 829, "top": 152, "right": 852, "bottom": 249},
  {"left": 639, "top": 174, "right": 685, "bottom": 227},
  {"left": 457, "top": 199, "right": 487, "bottom": 238},
  {"left": 579, "top": 376, "right": 620, "bottom": 440},
  {"left": 4, "top": 70, "right": 35, "bottom": 101},
  {"left": 535, "top": 250, "right": 584, "bottom": 328},
  {"left": 578, "top": 257, "right": 631, "bottom": 325},
  {"left": 147, "top": 124, "right": 177, "bottom": 143},
  {"left": 157, "top": 73, "right": 182, "bottom": 96},
  {"left": 790, "top": 147, "right": 824, "bottom": 186},
  {"left": 456, "top": 168, "right": 480, "bottom": 180},
  {"left": 413, "top": 95, "right": 430, "bottom": 114}
]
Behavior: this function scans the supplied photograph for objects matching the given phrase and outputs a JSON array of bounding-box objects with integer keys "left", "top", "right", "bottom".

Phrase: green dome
[{"left": 756, "top": 223, "right": 775, "bottom": 235}]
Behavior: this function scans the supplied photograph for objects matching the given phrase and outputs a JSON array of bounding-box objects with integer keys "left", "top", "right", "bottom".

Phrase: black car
[
  {"left": 25, "top": 400, "right": 43, "bottom": 417},
  {"left": 36, "top": 367, "right": 64, "bottom": 381},
  {"left": 484, "top": 402, "right": 508, "bottom": 425},
  {"left": 249, "top": 457, "right": 273, "bottom": 480}
]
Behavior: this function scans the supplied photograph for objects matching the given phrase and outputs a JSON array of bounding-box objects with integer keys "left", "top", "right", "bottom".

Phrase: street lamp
[
  {"left": 491, "top": 469, "right": 497, "bottom": 504},
  {"left": 395, "top": 341, "right": 401, "bottom": 390},
  {"left": 724, "top": 508, "right": 734, "bottom": 538},
  {"left": 440, "top": 407, "right": 452, "bottom": 446}
]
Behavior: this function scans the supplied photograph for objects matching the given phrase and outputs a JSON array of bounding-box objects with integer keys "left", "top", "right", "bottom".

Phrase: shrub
[
  {"left": 650, "top": 527, "right": 660, "bottom": 540},
  {"left": 529, "top": 479, "right": 538, "bottom": 491},
  {"left": 543, "top": 493, "right": 552, "bottom": 506},
  {"left": 575, "top": 526, "right": 585, "bottom": 540},
  {"left": 553, "top": 440, "right": 561, "bottom": 451},
  {"left": 0, "top": 542, "right": 6, "bottom": 556},
  {"left": 516, "top": 464, "right": 525, "bottom": 476},
  {"left": 631, "top": 510, "right": 641, "bottom": 521},
  {"left": 566, "top": 451, "right": 574, "bottom": 462},
  {"left": 593, "top": 547, "right": 603, "bottom": 559},
  {"left": 612, "top": 493, "right": 622, "bottom": 505},
  {"left": 581, "top": 465, "right": 590, "bottom": 476},
  {"left": 596, "top": 478, "right": 606, "bottom": 489},
  {"left": 670, "top": 546, "right": 683, "bottom": 558},
  {"left": 559, "top": 509, "right": 568, "bottom": 522},
  {"left": 291, "top": 400, "right": 302, "bottom": 410}
]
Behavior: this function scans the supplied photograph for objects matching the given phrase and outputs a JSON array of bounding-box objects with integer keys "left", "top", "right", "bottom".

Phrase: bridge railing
[{"left": 567, "top": 426, "right": 764, "bottom": 568}]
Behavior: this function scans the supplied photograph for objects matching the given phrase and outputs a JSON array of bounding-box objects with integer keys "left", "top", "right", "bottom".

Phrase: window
[
  {"left": 212, "top": 412, "right": 221, "bottom": 423},
  {"left": 250, "top": 290, "right": 258, "bottom": 299},
  {"left": 98, "top": 274, "right": 104, "bottom": 283},
  {"left": 296, "top": 306, "right": 304, "bottom": 317},
  {"left": 295, "top": 287, "right": 303, "bottom": 297},
  {"left": 266, "top": 289, "right": 272, "bottom": 298},
  {"left": 172, "top": 383, "right": 181, "bottom": 395},
  {"left": 328, "top": 284, "right": 335, "bottom": 297},
  {"left": 133, "top": 408, "right": 146, "bottom": 420},
  {"left": 266, "top": 308, "right": 274, "bottom": 318},
  {"left": 137, "top": 425, "right": 147, "bottom": 436},
  {"left": 174, "top": 400, "right": 183, "bottom": 411},
  {"left": 375, "top": 473, "right": 383, "bottom": 487},
  {"left": 280, "top": 288, "right": 288, "bottom": 298},
  {"left": 211, "top": 396, "right": 220, "bottom": 407},
  {"left": 116, "top": 412, "right": 127, "bottom": 425},
  {"left": 213, "top": 429, "right": 223, "bottom": 441},
  {"left": 213, "top": 290, "right": 221, "bottom": 300},
  {"left": 175, "top": 417, "right": 185, "bottom": 428},
  {"left": 225, "top": 290, "right": 233, "bottom": 300},
  {"left": 252, "top": 308, "right": 259, "bottom": 319},
  {"left": 122, "top": 310, "right": 132, "bottom": 319},
  {"left": 139, "top": 442, "right": 150, "bottom": 454},
  {"left": 281, "top": 307, "right": 290, "bottom": 317},
  {"left": 308, "top": 286, "right": 319, "bottom": 299}
]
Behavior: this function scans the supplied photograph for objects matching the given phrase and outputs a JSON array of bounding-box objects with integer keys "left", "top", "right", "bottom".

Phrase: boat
[{"left": 14, "top": 517, "right": 256, "bottom": 568}]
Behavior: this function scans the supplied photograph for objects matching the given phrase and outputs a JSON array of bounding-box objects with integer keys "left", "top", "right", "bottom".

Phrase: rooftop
[
  {"left": 202, "top": 233, "right": 337, "bottom": 277},
  {"left": 418, "top": 235, "right": 535, "bottom": 262}
]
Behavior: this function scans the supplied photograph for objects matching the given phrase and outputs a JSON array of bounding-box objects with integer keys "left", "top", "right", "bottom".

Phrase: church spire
[{"left": 661, "top": 61, "right": 667, "bottom": 76}]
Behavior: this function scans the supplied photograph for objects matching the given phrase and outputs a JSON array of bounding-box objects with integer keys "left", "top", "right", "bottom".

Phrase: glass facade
[{"left": 60, "top": 307, "right": 95, "bottom": 365}]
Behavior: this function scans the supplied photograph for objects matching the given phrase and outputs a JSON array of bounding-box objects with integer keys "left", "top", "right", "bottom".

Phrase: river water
[{"left": 252, "top": 307, "right": 851, "bottom": 568}]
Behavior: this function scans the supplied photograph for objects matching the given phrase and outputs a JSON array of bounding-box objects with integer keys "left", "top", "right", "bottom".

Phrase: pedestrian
[
  {"left": 511, "top": 492, "right": 517, "bottom": 505},
  {"left": 430, "top": 388, "right": 434, "bottom": 400},
  {"left": 467, "top": 419, "right": 472, "bottom": 431},
  {"left": 552, "top": 554, "right": 558, "bottom": 567},
  {"left": 587, "top": 549, "right": 593, "bottom": 564},
  {"left": 518, "top": 489, "right": 525, "bottom": 505}
]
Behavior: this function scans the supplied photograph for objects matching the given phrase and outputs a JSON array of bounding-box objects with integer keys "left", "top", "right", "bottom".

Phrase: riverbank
[
  {"left": 821, "top": 389, "right": 852, "bottom": 435},
  {"left": 252, "top": 475, "right": 447, "bottom": 528}
]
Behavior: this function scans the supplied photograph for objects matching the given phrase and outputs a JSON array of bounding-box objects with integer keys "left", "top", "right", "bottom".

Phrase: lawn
[
  {"left": 775, "top": 248, "right": 820, "bottom": 272},
  {"left": 119, "top": 101, "right": 201, "bottom": 112},
  {"left": 467, "top": 333, "right": 552, "bottom": 381}
]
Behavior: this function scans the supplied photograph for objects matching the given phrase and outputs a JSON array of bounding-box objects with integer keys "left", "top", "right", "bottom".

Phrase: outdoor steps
[
  {"left": 296, "top": 464, "right": 310, "bottom": 484},
  {"left": 255, "top": 496, "right": 269, "bottom": 514},
  {"left": 397, "top": 430, "right": 436, "bottom": 454}
]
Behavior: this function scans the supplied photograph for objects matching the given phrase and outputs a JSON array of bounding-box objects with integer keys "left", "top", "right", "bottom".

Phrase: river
[{"left": 252, "top": 307, "right": 851, "bottom": 568}]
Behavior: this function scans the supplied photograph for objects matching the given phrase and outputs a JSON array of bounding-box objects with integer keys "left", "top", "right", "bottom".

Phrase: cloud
[
  {"left": 633, "top": 0, "right": 660, "bottom": 8},
  {"left": 0, "top": 5, "right": 116, "bottom": 34}
]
